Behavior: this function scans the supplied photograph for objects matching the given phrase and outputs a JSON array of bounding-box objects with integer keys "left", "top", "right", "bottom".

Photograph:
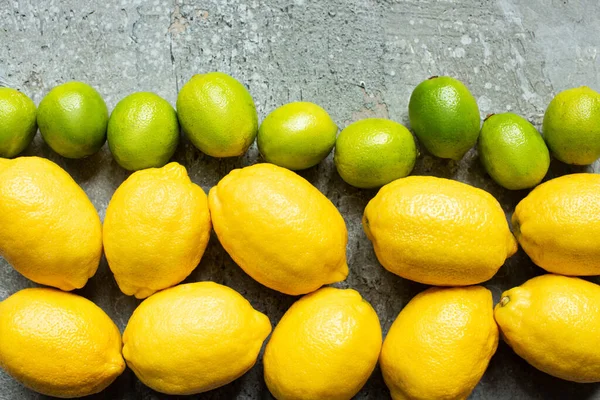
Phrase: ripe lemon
[
  {"left": 495, "top": 274, "right": 600, "bottom": 382},
  {"left": 408, "top": 76, "right": 480, "bottom": 160},
  {"left": 363, "top": 176, "right": 516, "bottom": 285},
  {"left": 264, "top": 287, "right": 382, "bottom": 400},
  {"left": 478, "top": 112, "right": 550, "bottom": 190},
  {"left": 208, "top": 163, "right": 348, "bottom": 295},
  {"left": 37, "top": 81, "right": 108, "bottom": 158},
  {"left": 0, "top": 288, "right": 125, "bottom": 398},
  {"left": 103, "top": 162, "right": 211, "bottom": 299},
  {"left": 0, "top": 87, "right": 37, "bottom": 158},
  {"left": 0, "top": 157, "right": 102, "bottom": 290},
  {"left": 177, "top": 72, "right": 258, "bottom": 157},
  {"left": 107, "top": 92, "right": 179, "bottom": 171},
  {"left": 381, "top": 286, "right": 498, "bottom": 400},
  {"left": 542, "top": 86, "right": 600, "bottom": 165},
  {"left": 334, "top": 118, "right": 417, "bottom": 189},
  {"left": 512, "top": 173, "right": 600, "bottom": 275},
  {"left": 122, "top": 282, "right": 271, "bottom": 395},
  {"left": 257, "top": 101, "right": 337, "bottom": 170}
]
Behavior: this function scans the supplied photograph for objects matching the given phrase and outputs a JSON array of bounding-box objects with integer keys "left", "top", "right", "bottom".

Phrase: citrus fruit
[
  {"left": 334, "top": 118, "right": 417, "bottom": 189},
  {"left": 177, "top": 72, "right": 258, "bottom": 157},
  {"left": 0, "top": 288, "right": 125, "bottom": 398},
  {"left": 122, "top": 282, "right": 271, "bottom": 395},
  {"left": 264, "top": 287, "right": 381, "bottom": 400},
  {"left": 363, "top": 176, "right": 517, "bottom": 285},
  {"left": 0, "top": 157, "right": 102, "bottom": 290},
  {"left": 208, "top": 163, "right": 348, "bottom": 295},
  {"left": 37, "top": 81, "right": 108, "bottom": 158},
  {"left": 0, "top": 87, "right": 37, "bottom": 158},
  {"left": 512, "top": 173, "right": 600, "bottom": 275},
  {"left": 381, "top": 286, "right": 498, "bottom": 400},
  {"left": 495, "top": 274, "right": 600, "bottom": 382},
  {"left": 257, "top": 101, "right": 337, "bottom": 170},
  {"left": 542, "top": 86, "right": 600, "bottom": 165},
  {"left": 107, "top": 92, "right": 179, "bottom": 171},
  {"left": 478, "top": 112, "right": 550, "bottom": 190},
  {"left": 408, "top": 76, "right": 480, "bottom": 160},
  {"left": 103, "top": 162, "right": 211, "bottom": 299}
]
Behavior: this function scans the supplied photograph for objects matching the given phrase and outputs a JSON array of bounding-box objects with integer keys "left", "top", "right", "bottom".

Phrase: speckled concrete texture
[{"left": 1, "top": 0, "right": 600, "bottom": 399}]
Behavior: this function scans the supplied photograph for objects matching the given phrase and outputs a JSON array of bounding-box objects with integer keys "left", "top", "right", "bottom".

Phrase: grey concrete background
[{"left": 1, "top": 0, "right": 600, "bottom": 398}]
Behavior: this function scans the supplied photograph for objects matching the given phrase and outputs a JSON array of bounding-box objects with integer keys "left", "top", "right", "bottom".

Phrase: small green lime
[
  {"left": 37, "top": 81, "right": 108, "bottom": 158},
  {"left": 177, "top": 72, "right": 258, "bottom": 157},
  {"left": 257, "top": 102, "right": 337, "bottom": 170},
  {"left": 542, "top": 86, "right": 600, "bottom": 165},
  {"left": 408, "top": 76, "right": 480, "bottom": 160},
  {"left": 107, "top": 92, "right": 179, "bottom": 171},
  {"left": 0, "top": 88, "right": 37, "bottom": 158},
  {"left": 478, "top": 113, "right": 550, "bottom": 190},
  {"left": 334, "top": 118, "right": 417, "bottom": 189}
]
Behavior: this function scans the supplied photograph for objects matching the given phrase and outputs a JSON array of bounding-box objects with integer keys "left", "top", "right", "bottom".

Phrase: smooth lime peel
[
  {"left": 258, "top": 101, "right": 338, "bottom": 170},
  {"left": 107, "top": 92, "right": 180, "bottom": 171},
  {"left": 408, "top": 76, "right": 480, "bottom": 161},
  {"left": 0, "top": 88, "right": 37, "bottom": 158},
  {"left": 176, "top": 72, "right": 258, "bottom": 158},
  {"left": 334, "top": 118, "right": 417, "bottom": 189},
  {"left": 37, "top": 81, "right": 108, "bottom": 159}
]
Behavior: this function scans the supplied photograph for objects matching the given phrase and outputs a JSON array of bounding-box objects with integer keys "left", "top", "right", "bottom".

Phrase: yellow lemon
[
  {"left": 103, "top": 162, "right": 211, "bottom": 299},
  {"left": 122, "top": 282, "right": 271, "bottom": 395},
  {"left": 0, "top": 288, "right": 125, "bottom": 398},
  {"left": 380, "top": 286, "right": 498, "bottom": 400},
  {"left": 264, "top": 287, "right": 382, "bottom": 400},
  {"left": 208, "top": 163, "right": 348, "bottom": 295},
  {"left": 363, "top": 176, "right": 516, "bottom": 286},
  {"left": 495, "top": 274, "right": 600, "bottom": 382},
  {"left": 512, "top": 173, "right": 600, "bottom": 275},
  {"left": 0, "top": 157, "right": 102, "bottom": 290}
]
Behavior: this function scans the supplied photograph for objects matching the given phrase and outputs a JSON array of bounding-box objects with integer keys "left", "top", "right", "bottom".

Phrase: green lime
[
  {"left": 408, "top": 76, "right": 480, "bottom": 160},
  {"left": 0, "top": 88, "right": 37, "bottom": 158},
  {"left": 107, "top": 92, "right": 179, "bottom": 171},
  {"left": 176, "top": 72, "right": 258, "bottom": 157},
  {"left": 478, "top": 113, "right": 550, "bottom": 190},
  {"left": 334, "top": 118, "right": 417, "bottom": 189},
  {"left": 37, "top": 82, "right": 108, "bottom": 159},
  {"left": 257, "top": 102, "right": 337, "bottom": 170},
  {"left": 542, "top": 86, "right": 600, "bottom": 165}
]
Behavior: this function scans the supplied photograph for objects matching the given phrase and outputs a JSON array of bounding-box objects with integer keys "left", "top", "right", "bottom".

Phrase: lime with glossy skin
[
  {"left": 0, "top": 88, "right": 37, "bottom": 158},
  {"left": 478, "top": 113, "right": 550, "bottom": 190},
  {"left": 334, "top": 118, "right": 417, "bottom": 189},
  {"left": 37, "top": 81, "right": 108, "bottom": 158},
  {"left": 542, "top": 86, "right": 600, "bottom": 165},
  {"left": 408, "top": 76, "right": 480, "bottom": 160},
  {"left": 176, "top": 72, "right": 258, "bottom": 157},
  {"left": 107, "top": 92, "right": 179, "bottom": 171},
  {"left": 258, "top": 102, "right": 337, "bottom": 170}
]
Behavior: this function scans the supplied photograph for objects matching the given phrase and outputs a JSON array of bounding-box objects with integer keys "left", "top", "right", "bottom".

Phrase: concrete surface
[{"left": 1, "top": 0, "right": 600, "bottom": 398}]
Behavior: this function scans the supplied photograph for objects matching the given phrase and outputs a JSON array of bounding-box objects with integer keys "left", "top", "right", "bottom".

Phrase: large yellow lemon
[
  {"left": 0, "top": 288, "right": 124, "bottom": 398},
  {"left": 103, "top": 162, "right": 211, "bottom": 298},
  {"left": 380, "top": 286, "right": 498, "bottom": 400},
  {"left": 122, "top": 282, "right": 271, "bottom": 395},
  {"left": 0, "top": 157, "right": 102, "bottom": 290},
  {"left": 208, "top": 163, "right": 348, "bottom": 295},
  {"left": 363, "top": 176, "right": 516, "bottom": 285},
  {"left": 264, "top": 287, "right": 382, "bottom": 400}
]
